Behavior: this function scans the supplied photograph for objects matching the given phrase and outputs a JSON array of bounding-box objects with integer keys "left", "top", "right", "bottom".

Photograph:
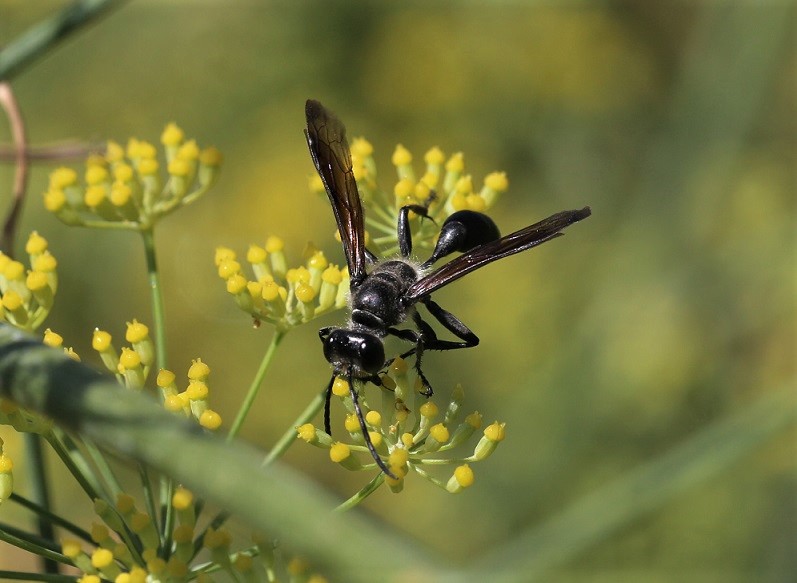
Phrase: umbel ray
[{"left": 305, "top": 99, "right": 591, "bottom": 478}]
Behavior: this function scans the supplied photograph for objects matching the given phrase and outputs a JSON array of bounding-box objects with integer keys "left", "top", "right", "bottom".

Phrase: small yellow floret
[
  {"left": 401, "top": 432, "right": 414, "bottom": 448},
  {"left": 331, "top": 377, "right": 349, "bottom": 397},
  {"left": 4, "top": 260, "right": 24, "bottom": 280},
  {"left": 168, "top": 158, "right": 190, "bottom": 177},
  {"left": 119, "top": 347, "right": 141, "bottom": 369},
  {"left": 110, "top": 183, "right": 132, "bottom": 206},
  {"left": 172, "top": 487, "right": 194, "bottom": 510},
  {"left": 297, "top": 423, "right": 316, "bottom": 442},
  {"left": 388, "top": 448, "right": 409, "bottom": 469},
  {"left": 392, "top": 144, "right": 412, "bottom": 166},
  {"left": 84, "top": 185, "right": 107, "bottom": 208},
  {"left": 157, "top": 369, "right": 176, "bottom": 387},
  {"left": 0, "top": 455, "right": 13, "bottom": 472},
  {"left": 178, "top": 140, "right": 199, "bottom": 161},
  {"left": 185, "top": 380, "right": 208, "bottom": 400},
  {"left": 85, "top": 165, "right": 109, "bottom": 186},
  {"left": 261, "top": 281, "right": 281, "bottom": 301},
  {"left": 446, "top": 152, "right": 464, "bottom": 172},
  {"left": 125, "top": 320, "right": 149, "bottom": 343},
  {"left": 32, "top": 252, "right": 56, "bottom": 272},
  {"left": 199, "top": 410, "right": 222, "bottom": 430},
  {"left": 172, "top": 524, "right": 193, "bottom": 543},
  {"left": 351, "top": 137, "right": 373, "bottom": 158},
  {"left": 90, "top": 523, "right": 110, "bottom": 543},
  {"left": 199, "top": 147, "right": 223, "bottom": 166},
  {"left": 308, "top": 251, "right": 328, "bottom": 270},
  {"left": 424, "top": 146, "right": 445, "bottom": 165},
  {"left": 43, "top": 329, "right": 63, "bottom": 347},
  {"left": 2, "top": 291, "right": 23, "bottom": 310},
  {"left": 365, "top": 410, "right": 382, "bottom": 427},
  {"left": 105, "top": 140, "right": 125, "bottom": 162},
  {"left": 136, "top": 141, "right": 157, "bottom": 159},
  {"left": 61, "top": 538, "right": 82, "bottom": 558},
  {"left": 329, "top": 442, "right": 350, "bottom": 463},
  {"left": 246, "top": 245, "right": 267, "bottom": 264},
  {"left": 115, "top": 493, "right": 136, "bottom": 514},
  {"left": 217, "top": 258, "right": 241, "bottom": 279},
  {"left": 25, "top": 232, "right": 48, "bottom": 255},
  {"left": 454, "top": 464, "right": 475, "bottom": 487},
  {"left": 344, "top": 414, "right": 360, "bottom": 434},
  {"left": 485, "top": 422, "right": 506, "bottom": 442},
  {"left": 188, "top": 358, "right": 210, "bottom": 380},
  {"left": 394, "top": 177, "right": 414, "bottom": 199},
  {"left": 295, "top": 282, "right": 316, "bottom": 303},
  {"left": 137, "top": 158, "right": 159, "bottom": 175},
  {"left": 466, "top": 412, "right": 483, "bottom": 429},
  {"left": 91, "top": 548, "right": 114, "bottom": 569},
  {"left": 161, "top": 123, "right": 185, "bottom": 146},
  {"left": 485, "top": 171, "right": 508, "bottom": 191},
  {"left": 49, "top": 167, "right": 78, "bottom": 189},
  {"left": 430, "top": 423, "right": 450, "bottom": 443},
  {"left": 113, "top": 163, "right": 134, "bottom": 182},
  {"left": 419, "top": 402, "right": 438, "bottom": 419},
  {"left": 214, "top": 247, "right": 236, "bottom": 265},
  {"left": 26, "top": 271, "right": 48, "bottom": 292},
  {"left": 43, "top": 188, "right": 67, "bottom": 212},
  {"left": 265, "top": 236, "right": 284, "bottom": 253}
]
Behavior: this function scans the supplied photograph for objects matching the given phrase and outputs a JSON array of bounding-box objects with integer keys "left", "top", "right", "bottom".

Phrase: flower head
[{"left": 44, "top": 126, "right": 221, "bottom": 231}]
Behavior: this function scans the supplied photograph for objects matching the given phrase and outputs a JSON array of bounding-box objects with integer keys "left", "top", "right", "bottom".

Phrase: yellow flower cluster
[
  {"left": 62, "top": 488, "right": 325, "bottom": 583},
  {"left": 43, "top": 124, "right": 222, "bottom": 231},
  {"left": 310, "top": 137, "right": 509, "bottom": 257},
  {"left": 298, "top": 358, "right": 506, "bottom": 494},
  {"left": 90, "top": 322, "right": 221, "bottom": 429},
  {"left": 0, "top": 232, "right": 57, "bottom": 331},
  {"left": 216, "top": 240, "right": 349, "bottom": 331},
  {"left": 157, "top": 359, "right": 222, "bottom": 430}
]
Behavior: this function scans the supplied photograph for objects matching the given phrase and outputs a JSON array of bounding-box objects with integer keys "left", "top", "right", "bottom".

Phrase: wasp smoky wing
[
  {"left": 404, "top": 207, "right": 592, "bottom": 303},
  {"left": 305, "top": 99, "right": 368, "bottom": 285}
]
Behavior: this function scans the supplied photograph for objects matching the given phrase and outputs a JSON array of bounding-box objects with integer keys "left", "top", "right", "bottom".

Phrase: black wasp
[{"left": 305, "top": 99, "right": 591, "bottom": 478}]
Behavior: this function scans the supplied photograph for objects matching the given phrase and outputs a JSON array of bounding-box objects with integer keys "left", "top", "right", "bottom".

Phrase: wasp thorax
[{"left": 323, "top": 329, "right": 385, "bottom": 375}]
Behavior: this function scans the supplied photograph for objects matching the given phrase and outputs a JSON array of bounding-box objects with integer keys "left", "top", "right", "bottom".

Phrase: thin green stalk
[
  {"left": 0, "top": 526, "right": 70, "bottom": 566},
  {"left": 22, "top": 433, "right": 58, "bottom": 573},
  {"left": 0, "top": 572, "right": 76, "bottom": 582},
  {"left": 227, "top": 330, "right": 285, "bottom": 442},
  {"left": 261, "top": 384, "right": 328, "bottom": 467},
  {"left": 0, "top": 0, "right": 127, "bottom": 80},
  {"left": 10, "top": 493, "right": 93, "bottom": 543},
  {"left": 334, "top": 473, "right": 385, "bottom": 512},
  {"left": 139, "top": 228, "right": 172, "bottom": 552},
  {"left": 81, "top": 437, "right": 123, "bottom": 497},
  {"left": 44, "top": 430, "right": 103, "bottom": 502}
]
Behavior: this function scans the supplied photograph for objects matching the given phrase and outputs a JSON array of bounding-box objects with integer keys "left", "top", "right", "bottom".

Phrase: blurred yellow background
[{"left": 1, "top": 1, "right": 794, "bottom": 579}]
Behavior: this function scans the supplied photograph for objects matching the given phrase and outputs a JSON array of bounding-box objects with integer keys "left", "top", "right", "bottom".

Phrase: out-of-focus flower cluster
[
  {"left": 0, "top": 231, "right": 57, "bottom": 331},
  {"left": 310, "top": 138, "right": 509, "bottom": 256},
  {"left": 216, "top": 241, "right": 349, "bottom": 332},
  {"left": 62, "top": 488, "right": 327, "bottom": 583},
  {"left": 298, "top": 358, "right": 505, "bottom": 493},
  {"left": 43, "top": 123, "right": 222, "bottom": 231},
  {"left": 88, "top": 322, "right": 222, "bottom": 430}
]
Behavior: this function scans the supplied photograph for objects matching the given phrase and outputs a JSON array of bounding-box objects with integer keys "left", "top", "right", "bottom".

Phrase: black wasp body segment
[{"left": 305, "top": 99, "right": 591, "bottom": 478}]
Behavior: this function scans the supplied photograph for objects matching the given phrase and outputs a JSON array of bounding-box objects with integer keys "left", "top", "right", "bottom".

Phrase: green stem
[
  {"left": 0, "top": 0, "right": 127, "bottom": 81},
  {"left": 334, "top": 473, "right": 385, "bottom": 512},
  {"left": 140, "top": 228, "right": 171, "bottom": 552},
  {"left": 0, "top": 572, "right": 76, "bottom": 582},
  {"left": 0, "top": 526, "right": 70, "bottom": 566},
  {"left": 22, "top": 433, "right": 58, "bottom": 573},
  {"left": 227, "top": 330, "right": 285, "bottom": 442},
  {"left": 261, "top": 384, "right": 328, "bottom": 467},
  {"left": 44, "top": 430, "right": 103, "bottom": 502},
  {"left": 10, "top": 493, "right": 93, "bottom": 543}
]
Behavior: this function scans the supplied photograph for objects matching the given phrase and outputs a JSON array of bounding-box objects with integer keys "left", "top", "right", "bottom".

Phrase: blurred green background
[{"left": 1, "top": 1, "right": 794, "bottom": 580}]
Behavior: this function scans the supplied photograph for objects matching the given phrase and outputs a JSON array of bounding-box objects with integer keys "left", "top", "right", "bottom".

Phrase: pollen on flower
[
  {"left": 297, "top": 423, "right": 317, "bottom": 442},
  {"left": 136, "top": 141, "right": 157, "bottom": 160},
  {"left": 331, "top": 377, "right": 349, "bottom": 397},
  {"left": 49, "top": 167, "right": 78, "bottom": 189},
  {"left": 394, "top": 177, "right": 414, "bottom": 199},
  {"left": 25, "top": 232, "right": 48, "bottom": 255},
  {"left": 392, "top": 144, "right": 412, "bottom": 167},
  {"left": 137, "top": 158, "right": 159, "bottom": 176},
  {"left": 168, "top": 158, "right": 191, "bottom": 177},
  {"left": 119, "top": 347, "right": 141, "bottom": 369},
  {"left": 217, "top": 258, "right": 241, "bottom": 280},
  {"left": 161, "top": 123, "right": 185, "bottom": 146},
  {"left": 26, "top": 271, "right": 48, "bottom": 292},
  {"left": 85, "top": 165, "right": 109, "bottom": 186},
  {"left": 430, "top": 423, "right": 450, "bottom": 444},
  {"left": 453, "top": 464, "right": 475, "bottom": 488},
  {"left": 199, "top": 409, "right": 222, "bottom": 430},
  {"left": 91, "top": 548, "right": 114, "bottom": 569},
  {"left": 125, "top": 320, "right": 149, "bottom": 343},
  {"left": 172, "top": 487, "right": 194, "bottom": 510},
  {"left": 365, "top": 410, "right": 382, "bottom": 427},
  {"left": 485, "top": 421, "right": 506, "bottom": 442},
  {"left": 43, "top": 188, "right": 67, "bottom": 212},
  {"left": 105, "top": 140, "right": 125, "bottom": 162},
  {"left": 329, "top": 442, "right": 351, "bottom": 463},
  {"left": 446, "top": 152, "right": 465, "bottom": 173},
  {"left": 295, "top": 282, "right": 316, "bottom": 303},
  {"left": 110, "top": 183, "right": 133, "bottom": 206},
  {"left": 351, "top": 137, "right": 373, "bottom": 158},
  {"left": 157, "top": 369, "right": 176, "bottom": 387},
  {"left": 420, "top": 401, "right": 438, "bottom": 419},
  {"left": 344, "top": 414, "right": 360, "bottom": 434},
  {"left": 43, "top": 329, "right": 63, "bottom": 347}
]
